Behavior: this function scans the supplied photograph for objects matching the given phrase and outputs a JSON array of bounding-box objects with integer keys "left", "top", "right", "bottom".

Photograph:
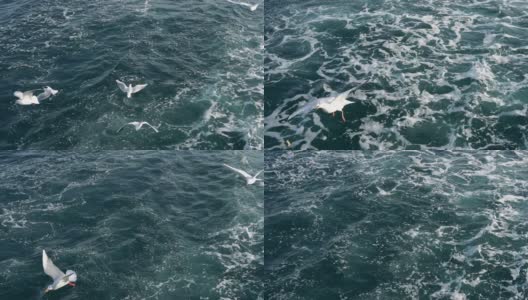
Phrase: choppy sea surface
[
  {"left": 0, "top": 0, "right": 263, "bottom": 150},
  {"left": 265, "top": 151, "right": 528, "bottom": 299},
  {"left": 265, "top": 0, "right": 528, "bottom": 150},
  {"left": 0, "top": 151, "right": 263, "bottom": 299}
]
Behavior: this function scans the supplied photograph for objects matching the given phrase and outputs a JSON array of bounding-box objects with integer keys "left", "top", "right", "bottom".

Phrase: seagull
[
  {"left": 288, "top": 81, "right": 370, "bottom": 122},
  {"left": 316, "top": 88, "right": 354, "bottom": 122},
  {"left": 227, "top": 0, "right": 259, "bottom": 11},
  {"left": 14, "top": 86, "right": 59, "bottom": 105},
  {"left": 223, "top": 163, "right": 263, "bottom": 185},
  {"left": 37, "top": 86, "right": 59, "bottom": 101},
  {"left": 288, "top": 88, "right": 353, "bottom": 122},
  {"left": 117, "top": 121, "right": 159, "bottom": 133},
  {"left": 42, "top": 250, "right": 77, "bottom": 293},
  {"left": 116, "top": 80, "right": 148, "bottom": 98}
]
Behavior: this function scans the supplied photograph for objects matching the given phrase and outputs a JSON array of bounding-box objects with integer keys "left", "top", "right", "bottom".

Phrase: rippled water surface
[
  {"left": 0, "top": 0, "right": 263, "bottom": 150},
  {"left": 265, "top": 0, "right": 528, "bottom": 150},
  {"left": 266, "top": 151, "right": 528, "bottom": 299},
  {"left": 0, "top": 151, "right": 263, "bottom": 299}
]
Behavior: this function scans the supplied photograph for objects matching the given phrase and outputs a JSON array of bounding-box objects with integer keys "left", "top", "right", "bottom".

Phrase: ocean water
[
  {"left": 0, "top": 151, "right": 263, "bottom": 299},
  {"left": 265, "top": 151, "right": 528, "bottom": 299},
  {"left": 0, "top": 0, "right": 263, "bottom": 150},
  {"left": 265, "top": 0, "right": 528, "bottom": 150}
]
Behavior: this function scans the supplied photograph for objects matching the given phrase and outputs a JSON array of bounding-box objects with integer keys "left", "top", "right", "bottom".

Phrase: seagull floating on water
[
  {"left": 14, "top": 86, "right": 59, "bottom": 105},
  {"left": 117, "top": 121, "right": 159, "bottom": 133},
  {"left": 223, "top": 163, "right": 263, "bottom": 185},
  {"left": 42, "top": 250, "right": 77, "bottom": 293},
  {"left": 227, "top": 0, "right": 259, "bottom": 11},
  {"left": 116, "top": 80, "right": 148, "bottom": 98}
]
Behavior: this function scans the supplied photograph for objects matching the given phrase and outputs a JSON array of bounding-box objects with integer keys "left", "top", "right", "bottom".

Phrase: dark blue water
[
  {"left": 265, "top": 0, "right": 528, "bottom": 150},
  {"left": 0, "top": 0, "right": 263, "bottom": 150},
  {"left": 0, "top": 151, "right": 263, "bottom": 299},
  {"left": 265, "top": 151, "right": 528, "bottom": 299}
]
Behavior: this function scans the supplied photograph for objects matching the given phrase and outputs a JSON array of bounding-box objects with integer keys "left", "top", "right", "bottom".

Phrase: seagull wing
[
  {"left": 42, "top": 250, "right": 65, "bottom": 281},
  {"left": 131, "top": 84, "right": 148, "bottom": 93},
  {"left": 254, "top": 170, "right": 263, "bottom": 178},
  {"left": 143, "top": 122, "right": 159, "bottom": 133},
  {"left": 223, "top": 164, "right": 252, "bottom": 179},
  {"left": 37, "top": 90, "right": 51, "bottom": 101},
  {"left": 288, "top": 98, "right": 326, "bottom": 120},
  {"left": 116, "top": 80, "right": 128, "bottom": 93},
  {"left": 334, "top": 79, "right": 370, "bottom": 103},
  {"left": 337, "top": 88, "right": 354, "bottom": 102}
]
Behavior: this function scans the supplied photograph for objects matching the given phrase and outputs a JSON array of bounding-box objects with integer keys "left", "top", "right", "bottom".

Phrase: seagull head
[
  {"left": 44, "top": 86, "right": 58, "bottom": 95},
  {"left": 66, "top": 270, "right": 77, "bottom": 286}
]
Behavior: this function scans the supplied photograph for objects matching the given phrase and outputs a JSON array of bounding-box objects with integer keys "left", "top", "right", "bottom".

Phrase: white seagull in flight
[
  {"left": 288, "top": 88, "right": 354, "bottom": 122},
  {"left": 315, "top": 88, "right": 354, "bottom": 122},
  {"left": 116, "top": 80, "right": 148, "bottom": 98},
  {"left": 117, "top": 121, "right": 159, "bottom": 133},
  {"left": 288, "top": 81, "right": 370, "bottom": 122},
  {"left": 223, "top": 163, "right": 263, "bottom": 185},
  {"left": 42, "top": 250, "right": 77, "bottom": 293}
]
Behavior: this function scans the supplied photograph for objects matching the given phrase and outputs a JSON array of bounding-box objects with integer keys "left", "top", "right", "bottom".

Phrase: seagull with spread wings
[
  {"left": 42, "top": 250, "right": 77, "bottom": 293},
  {"left": 223, "top": 163, "right": 263, "bottom": 185},
  {"left": 116, "top": 80, "right": 148, "bottom": 98},
  {"left": 117, "top": 121, "right": 159, "bottom": 133}
]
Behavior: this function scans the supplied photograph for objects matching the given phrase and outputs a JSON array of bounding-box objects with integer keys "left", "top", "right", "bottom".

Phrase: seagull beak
[{"left": 68, "top": 282, "right": 76, "bottom": 287}]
